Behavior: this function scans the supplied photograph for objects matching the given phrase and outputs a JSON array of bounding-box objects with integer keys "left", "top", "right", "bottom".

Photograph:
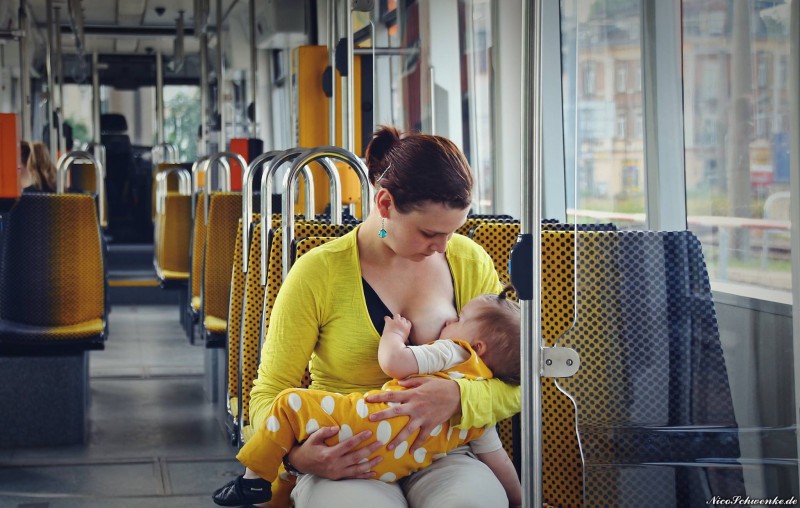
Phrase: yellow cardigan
[{"left": 249, "top": 227, "right": 520, "bottom": 431}]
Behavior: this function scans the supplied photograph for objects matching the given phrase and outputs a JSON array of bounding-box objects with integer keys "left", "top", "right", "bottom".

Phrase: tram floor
[{"left": 0, "top": 304, "right": 240, "bottom": 508}]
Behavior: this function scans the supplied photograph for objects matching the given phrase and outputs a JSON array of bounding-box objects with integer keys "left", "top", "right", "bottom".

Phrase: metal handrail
[
  {"left": 281, "top": 146, "right": 370, "bottom": 280},
  {"left": 155, "top": 167, "right": 191, "bottom": 215},
  {"left": 152, "top": 142, "right": 178, "bottom": 166},
  {"left": 191, "top": 155, "right": 209, "bottom": 219},
  {"left": 56, "top": 149, "right": 106, "bottom": 227},
  {"left": 258, "top": 147, "right": 313, "bottom": 285},
  {"left": 203, "top": 151, "right": 247, "bottom": 224},
  {"left": 242, "top": 150, "right": 282, "bottom": 272}
]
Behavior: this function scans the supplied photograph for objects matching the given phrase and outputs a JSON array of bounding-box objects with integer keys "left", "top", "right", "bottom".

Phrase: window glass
[
  {"left": 390, "top": 0, "right": 496, "bottom": 212},
  {"left": 682, "top": 0, "right": 792, "bottom": 294},
  {"left": 164, "top": 86, "right": 200, "bottom": 162},
  {"left": 561, "top": 0, "right": 645, "bottom": 228}
]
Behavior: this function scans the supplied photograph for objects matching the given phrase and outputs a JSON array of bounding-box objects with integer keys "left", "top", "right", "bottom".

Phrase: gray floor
[{"left": 0, "top": 305, "right": 242, "bottom": 508}]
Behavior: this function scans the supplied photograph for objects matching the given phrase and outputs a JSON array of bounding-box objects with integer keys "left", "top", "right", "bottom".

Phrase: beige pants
[{"left": 290, "top": 447, "right": 507, "bottom": 508}]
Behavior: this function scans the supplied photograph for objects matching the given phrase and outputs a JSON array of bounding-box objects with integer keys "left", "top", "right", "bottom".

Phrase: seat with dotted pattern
[
  {"left": 155, "top": 193, "right": 192, "bottom": 285},
  {"left": 553, "top": 230, "right": 744, "bottom": 506},
  {"left": 202, "top": 192, "right": 243, "bottom": 348},
  {"left": 237, "top": 221, "right": 356, "bottom": 444},
  {"left": 0, "top": 193, "right": 107, "bottom": 352},
  {"left": 470, "top": 221, "right": 619, "bottom": 506},
  {"left": 186, "top": 191, "right": 205, "bottom": 342}
]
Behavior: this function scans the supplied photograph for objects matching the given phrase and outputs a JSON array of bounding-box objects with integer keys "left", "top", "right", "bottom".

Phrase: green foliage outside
[
  {"left": 65, "top": 117, "right": 91, "bottom": 148},
  {"left": 163, "top": 88, "right": 200, "bottom": 162}
]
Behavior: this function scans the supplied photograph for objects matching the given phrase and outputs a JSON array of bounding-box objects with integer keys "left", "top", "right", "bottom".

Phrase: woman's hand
[
  {"left": 365, "top": 377, "right": 460, "bottom": 451},
  {"left": 285, "top": 426, "right": 384, "bottom": 480}
]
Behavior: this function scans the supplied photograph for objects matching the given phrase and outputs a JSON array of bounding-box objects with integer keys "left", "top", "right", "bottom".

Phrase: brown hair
[
  {"left": 20, "top": 141, "right": 31, "bottom": 167},
  {"left": 27, "top": 142, "right": 57, "bottom": 192},
  {"left": 472, "top": 292, "right": 521, "bottom": 385},
  {"left": 364, "top": 126, "right": 473, "bottom": 213}
]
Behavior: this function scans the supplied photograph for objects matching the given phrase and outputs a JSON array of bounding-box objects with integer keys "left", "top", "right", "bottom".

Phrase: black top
[{"left": 362, "top": 278, "right": 392, "bottom": 335}]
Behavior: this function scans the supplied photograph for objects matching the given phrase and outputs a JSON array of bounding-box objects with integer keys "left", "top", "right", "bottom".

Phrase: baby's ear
[{"left": 472, "top": 340, "right": 487, "bottom": 357}]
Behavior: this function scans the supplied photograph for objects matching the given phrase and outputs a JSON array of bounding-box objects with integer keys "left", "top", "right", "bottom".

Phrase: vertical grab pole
[
  {"left": 18, "top": 0, "right": 32, "bottom": 141},
  {"left": 328, "top": 0, "right": 337, "bottom": 146},
  {"left": 55, "top": 5, "right": 65, "bottom": 150},
  {"left": 45, "top": 0, "right": 57, "bottom": 158},
  {"left": 91, "top": 51, "right": 101, "bottom": 150},
  {"left": 343, "top": 0, "right": 354, "bottom": 152},
  {"left": 216, "top": 0, "right": 226, "bottom": 152},
  {"left": 248, "top": 0, "right": 257, "bottom": 139},
  {"left": 516, "top": 0, "right": 543, "bottom": 507},
  {"left": 156, "top": 50, "right": 165, "bottom": 146},
  {"left": 199, "top": 2, "right": 209, "bottom": 156}
]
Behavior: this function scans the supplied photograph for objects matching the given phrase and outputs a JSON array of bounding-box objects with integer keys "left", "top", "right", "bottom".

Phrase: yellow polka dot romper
[{"left": 237, "top": 340, "right": 493, "bottom": 483}]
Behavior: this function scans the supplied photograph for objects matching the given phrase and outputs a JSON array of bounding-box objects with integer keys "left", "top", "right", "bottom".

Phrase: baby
[{"left": 213, "top": 290, "right": 521, "bottom": 508}]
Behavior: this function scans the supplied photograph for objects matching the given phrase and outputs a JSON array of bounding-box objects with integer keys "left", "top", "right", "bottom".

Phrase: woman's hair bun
[{"left": 365, "top": 125, "right": 402, "bottom": 184}]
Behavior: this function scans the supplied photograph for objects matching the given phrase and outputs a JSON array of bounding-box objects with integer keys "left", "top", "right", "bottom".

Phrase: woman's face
[{"left": 386, "top": 201, "right": 469, "bottom": 261}]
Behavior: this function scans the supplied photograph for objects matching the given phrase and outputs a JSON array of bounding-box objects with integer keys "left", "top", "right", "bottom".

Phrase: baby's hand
[{"left": 383, "top": 314, "right": 412, "bottom": 343}]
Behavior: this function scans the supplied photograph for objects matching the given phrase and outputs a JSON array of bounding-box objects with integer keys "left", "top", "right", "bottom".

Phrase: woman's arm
[
  {"left": 250, "top": 246, "right": 386, "bottom": 478},
  {"left": 454, "top": 377, "right": 520, "bottom": 429},
  {"left": 249, "top": 259, "right": 323, "bottom": 430}
]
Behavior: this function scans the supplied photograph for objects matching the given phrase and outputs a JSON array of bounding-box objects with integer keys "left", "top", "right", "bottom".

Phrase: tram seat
[
  {"left": 470, "top": 220, "right": 618, "bottom": 506},
  {"left": 554, "top": 230, "right": 744, "bottom": 505},
  {"left": 243, "top": 234, "right": 347, "bottom": 508},
  {"left": 152, "top": 163, "right": 190, "bottom": 222},
  {"left": 473, "top": 221, "right": 744, "bottom": 506},
  {"left": 237, "top": 222, "right": 355, "bottom": 444},
  {"left": 68, "top": 162, "right": 110, "bottom": 229},
  {"left": 229, "top": 214, "right": 280, "bottom": 445},
  {"left": 202, "top": 192, "right": 242, "bottom": 348},
  {"left": 100, "top": 113, "right": 136, "bottom": 221},
  {"left": 225, "top": 215, "right": 262, "bottom": 444},
  {"left": 187, "top": 191, "right": 206, "bottom": 342},
  {"left": 0, "top": 193, "right": 106, "bottom": 447},
  {"left": 155, "top": 193, "right": 192, "bottom": 285},
  {"left": 100, "top": 114, "right": 135, "bottom": 170}
]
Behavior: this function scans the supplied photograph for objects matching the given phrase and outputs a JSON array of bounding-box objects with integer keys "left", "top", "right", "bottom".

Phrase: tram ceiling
[{"left": 25, "top": 0, "right": 241, "bottom": 56}]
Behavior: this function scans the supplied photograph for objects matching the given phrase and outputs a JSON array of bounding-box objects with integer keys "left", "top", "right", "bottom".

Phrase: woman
[
  {"left": 18, "top": 141, "right": 32, "bottom": 190},
  {"left": 249, "top": 126, "right": 520, "bottom": 507},
  {"left": 24, "top": 142, "right": 57, "bottom": 193}
]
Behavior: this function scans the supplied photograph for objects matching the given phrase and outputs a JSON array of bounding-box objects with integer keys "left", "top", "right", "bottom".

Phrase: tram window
[
  {"left": 682, "top": 0, "right": 793, "bottom": 295},
  {"left": 387, "top": 0, "right": 496, "bottom": 212},
  {"left": 163, "top": 86, "right": 200, "bottom": 162},
  {"left": 62, "top": 85, "right": 94, "bottom": 149},
  {"left": 561, "top": 0, "right": 645, "bottom": 229}
]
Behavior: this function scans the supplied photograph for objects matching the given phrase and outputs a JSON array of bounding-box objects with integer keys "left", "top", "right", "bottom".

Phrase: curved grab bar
[
  {"left": 56, "top": 150, "right": 107, "bottom": 227},
  {"left": 190, "top": 156, "right": 232, "bottom": 219},
  {"left": 316, "top": 158, "right": 343, "bottom": 225},
  {"left": 152, "top": 142, "right": 178, "bottom": 165},
  {"left": 204, "top": 151, "right": 247, "bottom": 224},
  {"left": 155, "top": 167, "right": 191, "bottom": 215},
  {"left": 300, "top": 165, "right": 316, "bottom": 220},
  {"left": 259, "top": 147, "right": 307, "bottom": 285},
  {"left": 191, "top": 155, "right": 209, "bottom": 219},
  {"left": 281, "top": 146, "right": 369, "bottom": 280},
  {"left": 242, "top": 150, "right": 282, "bottom": 272}
]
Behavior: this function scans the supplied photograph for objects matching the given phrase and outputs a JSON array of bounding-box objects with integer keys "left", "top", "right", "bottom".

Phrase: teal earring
[{"left": 378, "top": 218, "right": 387, "bottom": 238}]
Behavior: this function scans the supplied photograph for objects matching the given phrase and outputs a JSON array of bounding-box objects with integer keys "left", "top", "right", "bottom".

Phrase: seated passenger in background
[
  {"left": 18, "top": 141, "right": 32, "bottom": 190},
  {"left": 23, "top": 142, "right": 57, "bottom": 193},
  {"left": 213, "top": 290, "right": 522, "bottom": 508}
]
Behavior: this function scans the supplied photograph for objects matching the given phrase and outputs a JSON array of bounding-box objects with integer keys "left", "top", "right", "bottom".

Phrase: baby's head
[{"left": 438, "top": 289, "right": 520, "bottom": 384}]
